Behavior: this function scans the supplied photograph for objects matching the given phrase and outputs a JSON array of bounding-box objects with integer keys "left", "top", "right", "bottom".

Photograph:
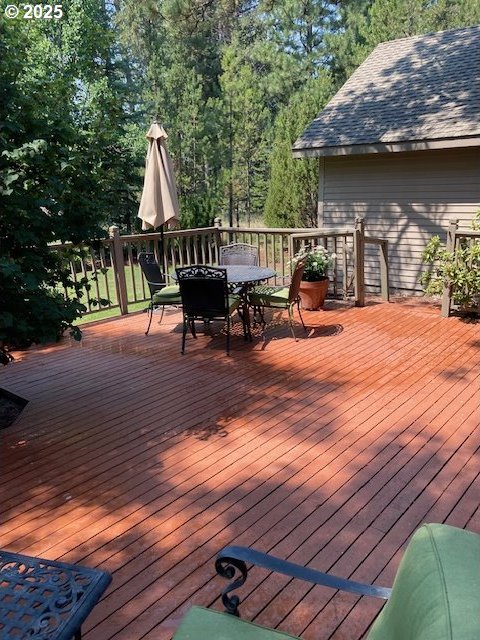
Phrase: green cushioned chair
[
  {"left": 176, "top": 265, "right": 248, "bottom": 355},
  {"left": 174, "top": 606, "right": 301, "bottom": 640},
  {"left": 174, "top": 523, "right": 480, "bottom": 640},
  {"left": 249, "top": 257, "right": 307, "bottom": 340},
  {"left": 138, "top": 252, "right": 182, "bottom": 335}
]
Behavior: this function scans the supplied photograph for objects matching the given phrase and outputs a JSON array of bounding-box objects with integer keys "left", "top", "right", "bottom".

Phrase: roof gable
[{"left": 293, "top": 26, "right": 480, "bottom": 156}]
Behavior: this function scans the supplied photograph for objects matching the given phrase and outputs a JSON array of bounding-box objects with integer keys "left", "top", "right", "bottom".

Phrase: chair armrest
[{"left": 215, "top": 545, "right": 391, "bottom": 616}]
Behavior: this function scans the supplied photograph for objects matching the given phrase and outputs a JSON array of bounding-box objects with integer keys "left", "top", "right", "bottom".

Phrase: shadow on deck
[{"left": 1, "top": 297, "right": 479, "bottom": 640}]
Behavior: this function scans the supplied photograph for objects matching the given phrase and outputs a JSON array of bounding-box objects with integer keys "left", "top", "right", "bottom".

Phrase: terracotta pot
[{"left": 299, "top": 278, "right": 329, "bottom": 310}]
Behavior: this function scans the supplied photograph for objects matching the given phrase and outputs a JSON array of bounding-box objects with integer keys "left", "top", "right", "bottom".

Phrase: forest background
[
  {"left": 2, "top": 0, "right": 479, "bottom": 235},
  {"left": 1, "top": 0, "right": 479, "bottom": 357}
]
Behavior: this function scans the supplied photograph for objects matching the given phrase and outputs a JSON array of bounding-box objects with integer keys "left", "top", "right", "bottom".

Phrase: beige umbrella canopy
[{"left": 138, "top": 123, "right": 180, "bottom": 231}]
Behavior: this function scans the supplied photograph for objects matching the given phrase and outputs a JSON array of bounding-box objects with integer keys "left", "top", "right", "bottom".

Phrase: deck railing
[
  {"left": 441, "top": 219, "right": 480, "bottom": 317},
  {"left": 50, "top": 217, "right": 389, "bottom": 318}
]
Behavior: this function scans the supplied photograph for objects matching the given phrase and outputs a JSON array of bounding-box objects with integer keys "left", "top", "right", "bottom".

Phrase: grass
[{"left": 73, "top": 264, "right": 149, "bottom": 325}]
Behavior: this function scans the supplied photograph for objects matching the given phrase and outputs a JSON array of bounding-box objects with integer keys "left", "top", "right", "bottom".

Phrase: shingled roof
[{"left": 293, "top": 25, "right": 480, "bottom": 157}]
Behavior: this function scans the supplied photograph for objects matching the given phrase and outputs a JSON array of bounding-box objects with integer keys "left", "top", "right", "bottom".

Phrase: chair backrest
[
  {"left": 176, "top": 265, "right": 229, "bottom": 319},
  {"left": 367, "top": 523, "right": 480, "bottom": 640},
  {"left": 219, "top": 243, "right": 259, "bottom": 266},
  {"left": 288, "top": 258, "right": 306, "bottom": 303},
  {"left": 138, "top": 252, "right": 166, "bottom": 296}
]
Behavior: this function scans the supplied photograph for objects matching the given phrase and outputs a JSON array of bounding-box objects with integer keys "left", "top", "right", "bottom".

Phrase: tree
[
  {"left": 219, "top": 42, "right": 272, "bottom": 226},
  {"left": 326, "top": 0, "right": 480, "bottom": 84},
  {"left": 264, "top": 73, "right": 333, "bottom": 228},
  {"left": 0, "top": 2, "right": 138, "bottom": 361}
]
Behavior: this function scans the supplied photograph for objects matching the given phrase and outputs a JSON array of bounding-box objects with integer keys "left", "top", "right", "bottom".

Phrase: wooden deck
[{"left": 1, "top": 298, "right": 479, "bottom": 640}]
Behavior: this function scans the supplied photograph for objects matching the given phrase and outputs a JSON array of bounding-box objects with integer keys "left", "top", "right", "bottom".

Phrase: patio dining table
[
  {"left": 0, "top": 549, "right": 111, "bottom": 639},
  {"left": 223, "top": 265, "right": 277, "bottom": 336},
  {"left": 220, "top": 264, "right": 276, "bottom": 288},
  {"left": 172, "top": 264, "right": 276, "bottom": 338}
]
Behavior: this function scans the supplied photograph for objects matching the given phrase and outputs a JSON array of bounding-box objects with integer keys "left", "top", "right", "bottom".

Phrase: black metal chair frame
[
  {"left": 138, "top": 252, "right": 179, "bottom": 335},
  {"left": 219, "top": 243, "right": 259, "bottom": 266},
  {"left": 176, "top": 265, "right": 248, "bottom": 355},
  {"left": 215, "top": 545, "right": 391, "bottom": 618}
]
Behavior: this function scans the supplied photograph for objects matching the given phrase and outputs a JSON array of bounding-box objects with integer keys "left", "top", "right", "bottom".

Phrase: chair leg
[
  {"left": 181, "top": 316, "right": 188, "bottom": 354},
  {"left": 145, "top": 303, "right": 154, "bottom": 336},
  {"left": 288, "top": 305, "right": 297, "bottom": 341},
  {"left": 253, "top": 305, "right": 263, "bottom": 325},
  {"left": 145, "top": 303, "right": 165, "bottom": 336},
  {"left": 158, "top": 305, "right": 165, "bottom": 325},
  {"left": 257, "top": 306, "right": 266, "bottom": 327},
  {"left": 226, "top": 316, "right": 231, "bottom": 356},
  {"left": 296, "top": 300, "right": 307, "bottom": 333},
  {"left": 190, "top": 319, "right": 197, "bottom": 339}
]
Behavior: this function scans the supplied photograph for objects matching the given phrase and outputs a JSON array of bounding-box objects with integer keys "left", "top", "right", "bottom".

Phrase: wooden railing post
[
  {"left": 342, "top": 236, "right": 349, "bottom": 299},
  {"left": 353, "top": 216, "right": 365, "bottom": 307},
  {"left": 109, "top": 226, "right": 128, "bottom": 315},
  {"left": 441, "top": 218, "right": 459, "bottom": 317},
  {"left": 379, "top": 240, "right": 390, "bottom": 301},
  {"left": 213, "top": 217, "right": 222, "bottom": 263}
]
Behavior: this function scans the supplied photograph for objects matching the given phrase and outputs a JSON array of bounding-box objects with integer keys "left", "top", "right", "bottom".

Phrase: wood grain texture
[{"left": 1, "top": 298, "right": 479, "bottom": 640}]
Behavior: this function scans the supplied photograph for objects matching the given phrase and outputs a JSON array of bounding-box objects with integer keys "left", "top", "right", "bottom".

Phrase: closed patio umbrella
[{"left": 138, "top": 121, "right": 179, "bottom": 225}]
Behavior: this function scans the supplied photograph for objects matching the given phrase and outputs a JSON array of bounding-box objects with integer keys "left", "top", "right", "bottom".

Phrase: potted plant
[{"left": 292, "top": 245, "right": 335, "bottom": 310}]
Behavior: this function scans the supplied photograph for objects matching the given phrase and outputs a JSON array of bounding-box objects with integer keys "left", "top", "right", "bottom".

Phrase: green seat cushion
[
  {"left": 173, "top": 606, "right": 301, "bottom": 640},
  {"left": 228, "top": 294, "right": 241, "bottom": 314},
  {"left": 367, "top": 523, "right": 480, "bottom": 640},
  {"left": 249, "top": 285, "right": 289, "bottom": 307},
  {"left": 152, "top": 285, "right": 181, "bottom": 303}
]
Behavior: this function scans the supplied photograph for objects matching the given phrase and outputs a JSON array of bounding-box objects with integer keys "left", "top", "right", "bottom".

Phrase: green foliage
[
  {"left": 117, "top": 0, "right": 480, "bottom": 231},
  {"left": 2, "top": 0, "right": 478, "bottom": 362},
  {"left": 421, "top": 216, "right": 480, "bottom": 310},
  {"left": 179, "top": 194, "right": 217, "bottom": 229},
  {"left": 325, "top": 0, "right": 480, "bottom": 85},
  {"left": 0, "top": 4, "right": 141, "bottom": 359},
  {"left": 291, "top": 245, "right": 336, "bottom": 281},
  {"left": 264, "top": 73, "right": 333, "bottom": 228}
]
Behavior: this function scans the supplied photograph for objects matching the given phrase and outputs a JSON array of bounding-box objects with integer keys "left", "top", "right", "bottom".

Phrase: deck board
[{"left": 1, "top": 298, "right": 479, "bottom": 640}]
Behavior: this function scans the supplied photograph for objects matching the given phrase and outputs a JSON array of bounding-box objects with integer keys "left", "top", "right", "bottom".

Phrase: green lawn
[{"left": 73, "top": 264, "right": 149, "bottom": 325}]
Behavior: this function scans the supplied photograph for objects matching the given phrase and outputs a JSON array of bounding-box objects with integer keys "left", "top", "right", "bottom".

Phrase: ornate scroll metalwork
[
  {"left": 215, "top": 554, "right": 249, "bottom": 616},
  {"left": 0, "top": 550, "right": 111, "bottom": 639},
  {"left": 219, "top": 243, "right": 259, "bottom": 266},
  {"left": 176, "top": 264, "right": 227, "bottom": 280},
  {"left": 215, "top": 545, "right": 392, "bottom": 619}
]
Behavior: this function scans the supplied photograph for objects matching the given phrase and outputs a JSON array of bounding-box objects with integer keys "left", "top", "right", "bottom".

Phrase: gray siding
[{"left": 321, "top": 148, "right": 480, "bottom": 292}]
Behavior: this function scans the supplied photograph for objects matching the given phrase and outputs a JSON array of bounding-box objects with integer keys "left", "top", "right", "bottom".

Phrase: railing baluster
[
  {"left": 99, "top": 245, "right": 111, "bottom": 308},
  {"left": 49, "top": 223, "right": 390, "bottom": 319},
  {"left": 89, "top": 247, "right": 102, "bottom": 307},
  {"left": 332, "top": 237, "right": 338, "bottom": 297}
]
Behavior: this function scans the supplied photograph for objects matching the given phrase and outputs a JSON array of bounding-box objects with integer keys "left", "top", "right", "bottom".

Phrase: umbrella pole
[{"left": 160, "top": 225, "right": 166, "bottom": 280}]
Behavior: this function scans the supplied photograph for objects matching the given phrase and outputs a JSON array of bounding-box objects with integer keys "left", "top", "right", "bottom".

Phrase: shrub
[{"left": 421, "top": 214, "right": 480, "bottom": 311}]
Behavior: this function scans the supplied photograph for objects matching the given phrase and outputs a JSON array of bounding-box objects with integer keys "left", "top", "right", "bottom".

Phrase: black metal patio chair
[
  {"left": 219, "top": 243, "right": 259, "bottom": 266},
  {"left": 176, "top": 265, "right": 248, "bottom": 355},
  {"left": 138, "top": 252, "right": 182, "bottom": 335}
]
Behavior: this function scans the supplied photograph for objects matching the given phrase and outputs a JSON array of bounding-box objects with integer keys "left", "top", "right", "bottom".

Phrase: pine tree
[{"left": 264, "top": 74, "right": 333, "bottom": 228}]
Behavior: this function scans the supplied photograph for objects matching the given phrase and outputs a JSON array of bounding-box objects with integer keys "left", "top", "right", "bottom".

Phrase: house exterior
[{"left": 293, "top": 26, "right": 480, "bottom": 292}]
